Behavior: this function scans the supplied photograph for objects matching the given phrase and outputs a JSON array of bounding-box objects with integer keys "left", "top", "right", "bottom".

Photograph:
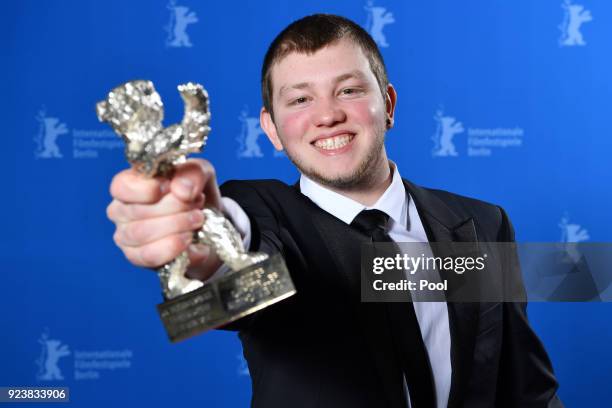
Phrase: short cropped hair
[{"left": 261, "top": 14, "right": 389, "bottom": 120}]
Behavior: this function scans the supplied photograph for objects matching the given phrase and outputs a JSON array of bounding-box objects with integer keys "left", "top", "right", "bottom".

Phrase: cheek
[
  {"left": 278, "top": 110, "right": 310, "bottom": 141},
  {"left": 349, "top": 99, "right": 384, "bottom": 126}
]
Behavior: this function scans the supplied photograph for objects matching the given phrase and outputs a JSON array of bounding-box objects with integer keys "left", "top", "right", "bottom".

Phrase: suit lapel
[
  {"left": 295, "top": 183, "right": 408, "bottom": 408},
  {"left": 292, "top": 181, "right": 366, "bottom": 293},
  {"left": 403, "top": 180, "right": 480, "bottom": 408}
]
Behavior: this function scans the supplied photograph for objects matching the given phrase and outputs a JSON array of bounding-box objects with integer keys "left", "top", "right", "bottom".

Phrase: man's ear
[
  {"left": 385, "top": 84, "right": 397, "bottom": 129},
  {"left": 260, "top": 107, "right": 284, "bottom": 151}
]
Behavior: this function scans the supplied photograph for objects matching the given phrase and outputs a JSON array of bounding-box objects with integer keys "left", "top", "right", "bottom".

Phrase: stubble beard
[{"left": 282, "top": 125, "right": 388, "bottom": 191}]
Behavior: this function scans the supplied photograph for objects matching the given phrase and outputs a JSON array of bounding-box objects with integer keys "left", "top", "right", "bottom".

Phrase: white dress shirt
[{"left": 218, "top": 164, "right": 451, "bottom": 408}]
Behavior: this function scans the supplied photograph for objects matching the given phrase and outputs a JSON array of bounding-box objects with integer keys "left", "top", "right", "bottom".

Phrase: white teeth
[{"left": 314, "top": 134, "right": 353, "bottom": 150}]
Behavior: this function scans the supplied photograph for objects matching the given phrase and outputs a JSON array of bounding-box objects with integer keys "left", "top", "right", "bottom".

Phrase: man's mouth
[{"left": 312, "top": 133, "right": 355, "bottom": 150}]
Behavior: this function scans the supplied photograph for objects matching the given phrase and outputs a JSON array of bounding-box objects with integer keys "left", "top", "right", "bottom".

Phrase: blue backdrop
[{"left": 2, "top": 0, "right": 611, "bottom": 406}]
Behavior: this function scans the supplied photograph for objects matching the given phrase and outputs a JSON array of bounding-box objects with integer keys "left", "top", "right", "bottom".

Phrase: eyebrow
[{"left": 277, "top": 70, "right": 368, "bottom": 97}]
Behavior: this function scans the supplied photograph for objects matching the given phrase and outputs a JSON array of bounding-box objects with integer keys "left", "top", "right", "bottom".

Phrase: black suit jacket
[{"left": 220, "top": 178, "right": 563, "bottom": 408}]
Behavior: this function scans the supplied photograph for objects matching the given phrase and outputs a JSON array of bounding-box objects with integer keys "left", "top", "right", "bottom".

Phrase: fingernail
[
  {"left": 177, "top": 178, "right": 194, "bottom": 200},
  {"left": 182, "top": 231, "right": 194, "bottom": 245},
  {"left": 190, "top": 210, "right": 204, "bottom": 227}
]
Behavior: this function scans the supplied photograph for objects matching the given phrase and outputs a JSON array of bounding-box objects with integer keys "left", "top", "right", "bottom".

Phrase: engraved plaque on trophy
[{"left": 97, "top": 80, "right": 296, "bottom": 342}]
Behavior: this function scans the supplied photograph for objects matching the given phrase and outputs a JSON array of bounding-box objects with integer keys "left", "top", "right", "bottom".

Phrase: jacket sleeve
[
  {"left": 495, "top": 206, "right": 564, "bottom": 408},
  {"left": 221, "top": 180, "right": 284, "bottom": 257},
  {"left": 215, "top": 180, "right": 286, "bottom": 331}
]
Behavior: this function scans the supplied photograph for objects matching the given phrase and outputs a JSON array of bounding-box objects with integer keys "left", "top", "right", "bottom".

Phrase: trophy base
[{"left": 157, "top": 253, "right": 295, "bottom": 342}]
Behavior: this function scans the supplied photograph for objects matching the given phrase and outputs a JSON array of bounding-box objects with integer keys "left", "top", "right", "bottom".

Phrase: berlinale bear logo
[
  {"left": 34, "top": 107, "right": 69, "bottom": 159},
  {"left": 236, "top": 107, "right": 265, "bottom": 158},
  {"left": 431, "top": 108, "right": 465, "bottom": 157},
  {"left": 559, "top": 0, "right": 592, "bottom": 47},
  {"left": 36, "top": 330, "right": 71, "bottom": 381},
  {"left": 165, "top": 0, "right": 198, "bottom": 48},
  {"left": 364, "top": 0, "right": 395, "bottom": 48}
]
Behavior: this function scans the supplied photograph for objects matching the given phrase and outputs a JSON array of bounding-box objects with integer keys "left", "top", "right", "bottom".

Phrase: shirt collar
[{"left": 299, "top": 162, "right": 408, "bottom": 229}]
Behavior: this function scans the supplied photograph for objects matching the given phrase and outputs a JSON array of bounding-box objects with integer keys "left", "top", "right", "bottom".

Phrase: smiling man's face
[{"left": 261, "top": 38, "right": 396, "bottom": 190}]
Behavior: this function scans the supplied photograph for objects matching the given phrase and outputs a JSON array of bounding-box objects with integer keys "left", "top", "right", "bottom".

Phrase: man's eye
[
  {"left": 340, "top": 88, "right": 362, "bottom": 96},
  {"left": 290, "top": 96, "right": 308, "bottom": 105}
]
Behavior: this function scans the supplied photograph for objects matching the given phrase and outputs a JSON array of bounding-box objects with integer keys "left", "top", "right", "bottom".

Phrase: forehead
[{"left": 270, "top": 39, "right": 374, "bottom": 95}]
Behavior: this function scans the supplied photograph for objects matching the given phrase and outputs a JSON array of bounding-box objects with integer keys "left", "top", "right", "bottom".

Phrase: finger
[
  {"left": 171, "top": 159, "right": 221, "bottom": 209},
  {"left": 121, "top": 232, "right": 193, "bottom": 268},
  {"left": 114, "top": 209, "right": 204, "bottom": 247},
  {"left": 107, "top": 193, "right": 205, "bottom": 223},
  {"left": 110, "top": 168, "right": 170, "bottom": 204},
  {"left": 187, "top": 244, "right": 211, "bottom": 266},
  {"left": 185, "top": 245, "right": 224, "bottom": 281}
]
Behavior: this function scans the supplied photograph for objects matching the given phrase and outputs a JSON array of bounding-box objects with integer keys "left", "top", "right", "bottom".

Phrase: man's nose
[{"left": 313, "top": 99, "right": 347, "bottom": 127}]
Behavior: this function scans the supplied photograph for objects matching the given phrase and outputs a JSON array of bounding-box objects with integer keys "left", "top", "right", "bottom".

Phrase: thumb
[{"left": 170, "top": 159, "right": 221, "bottom": 210}]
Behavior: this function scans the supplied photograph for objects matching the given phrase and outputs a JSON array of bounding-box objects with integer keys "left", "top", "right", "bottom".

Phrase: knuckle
[
  {"left": 123, "top": 247, "right": 144, "bottom": 267},
  {"left": 109, "top": 172, "right": 126, "bottom": 199},
  {"left": 106, "top": 201, "right": 117, "bottom": 221},
  {"left": 115, "top": 223, "right": 132, "bottom": 245},
  {"left": 192, "top": 158, "right": 209, "bottom": 168},
  {"left": 125, "top": 203, "right": 139, "bottom": 221},
  {"left": 198, "top": 158, "right": 210, "bottom": 169},
  {"left": 112, "top": 230, "right": 122, "bottom": 246},
  {"left": 139, "top": 247, "right": 158, "bottom": 268},
  {"left": 107, "top": 200, "right": 131, "bottom": 223},
  {"left": 204, "top": 161, "right": 216, "bottom": 177},
  {"left": 127, "top": 221, "right": 146, "bottom": 243},
  {"left": 116, "top": 224, "right": 130, "bottom": 245},
  {"left": 194, "top": 158, "right": 214, "bottom": 177}
]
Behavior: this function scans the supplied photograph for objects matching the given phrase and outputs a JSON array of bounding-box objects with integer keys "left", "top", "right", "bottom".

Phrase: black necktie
[{"left": 351, "top": 209, "right": 436, "bottom": 408}]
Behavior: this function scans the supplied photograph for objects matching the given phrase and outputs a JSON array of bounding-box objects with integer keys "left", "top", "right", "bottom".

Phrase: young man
[{"left": 107, "top": 14, "right": 562, "bottom": 408}]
